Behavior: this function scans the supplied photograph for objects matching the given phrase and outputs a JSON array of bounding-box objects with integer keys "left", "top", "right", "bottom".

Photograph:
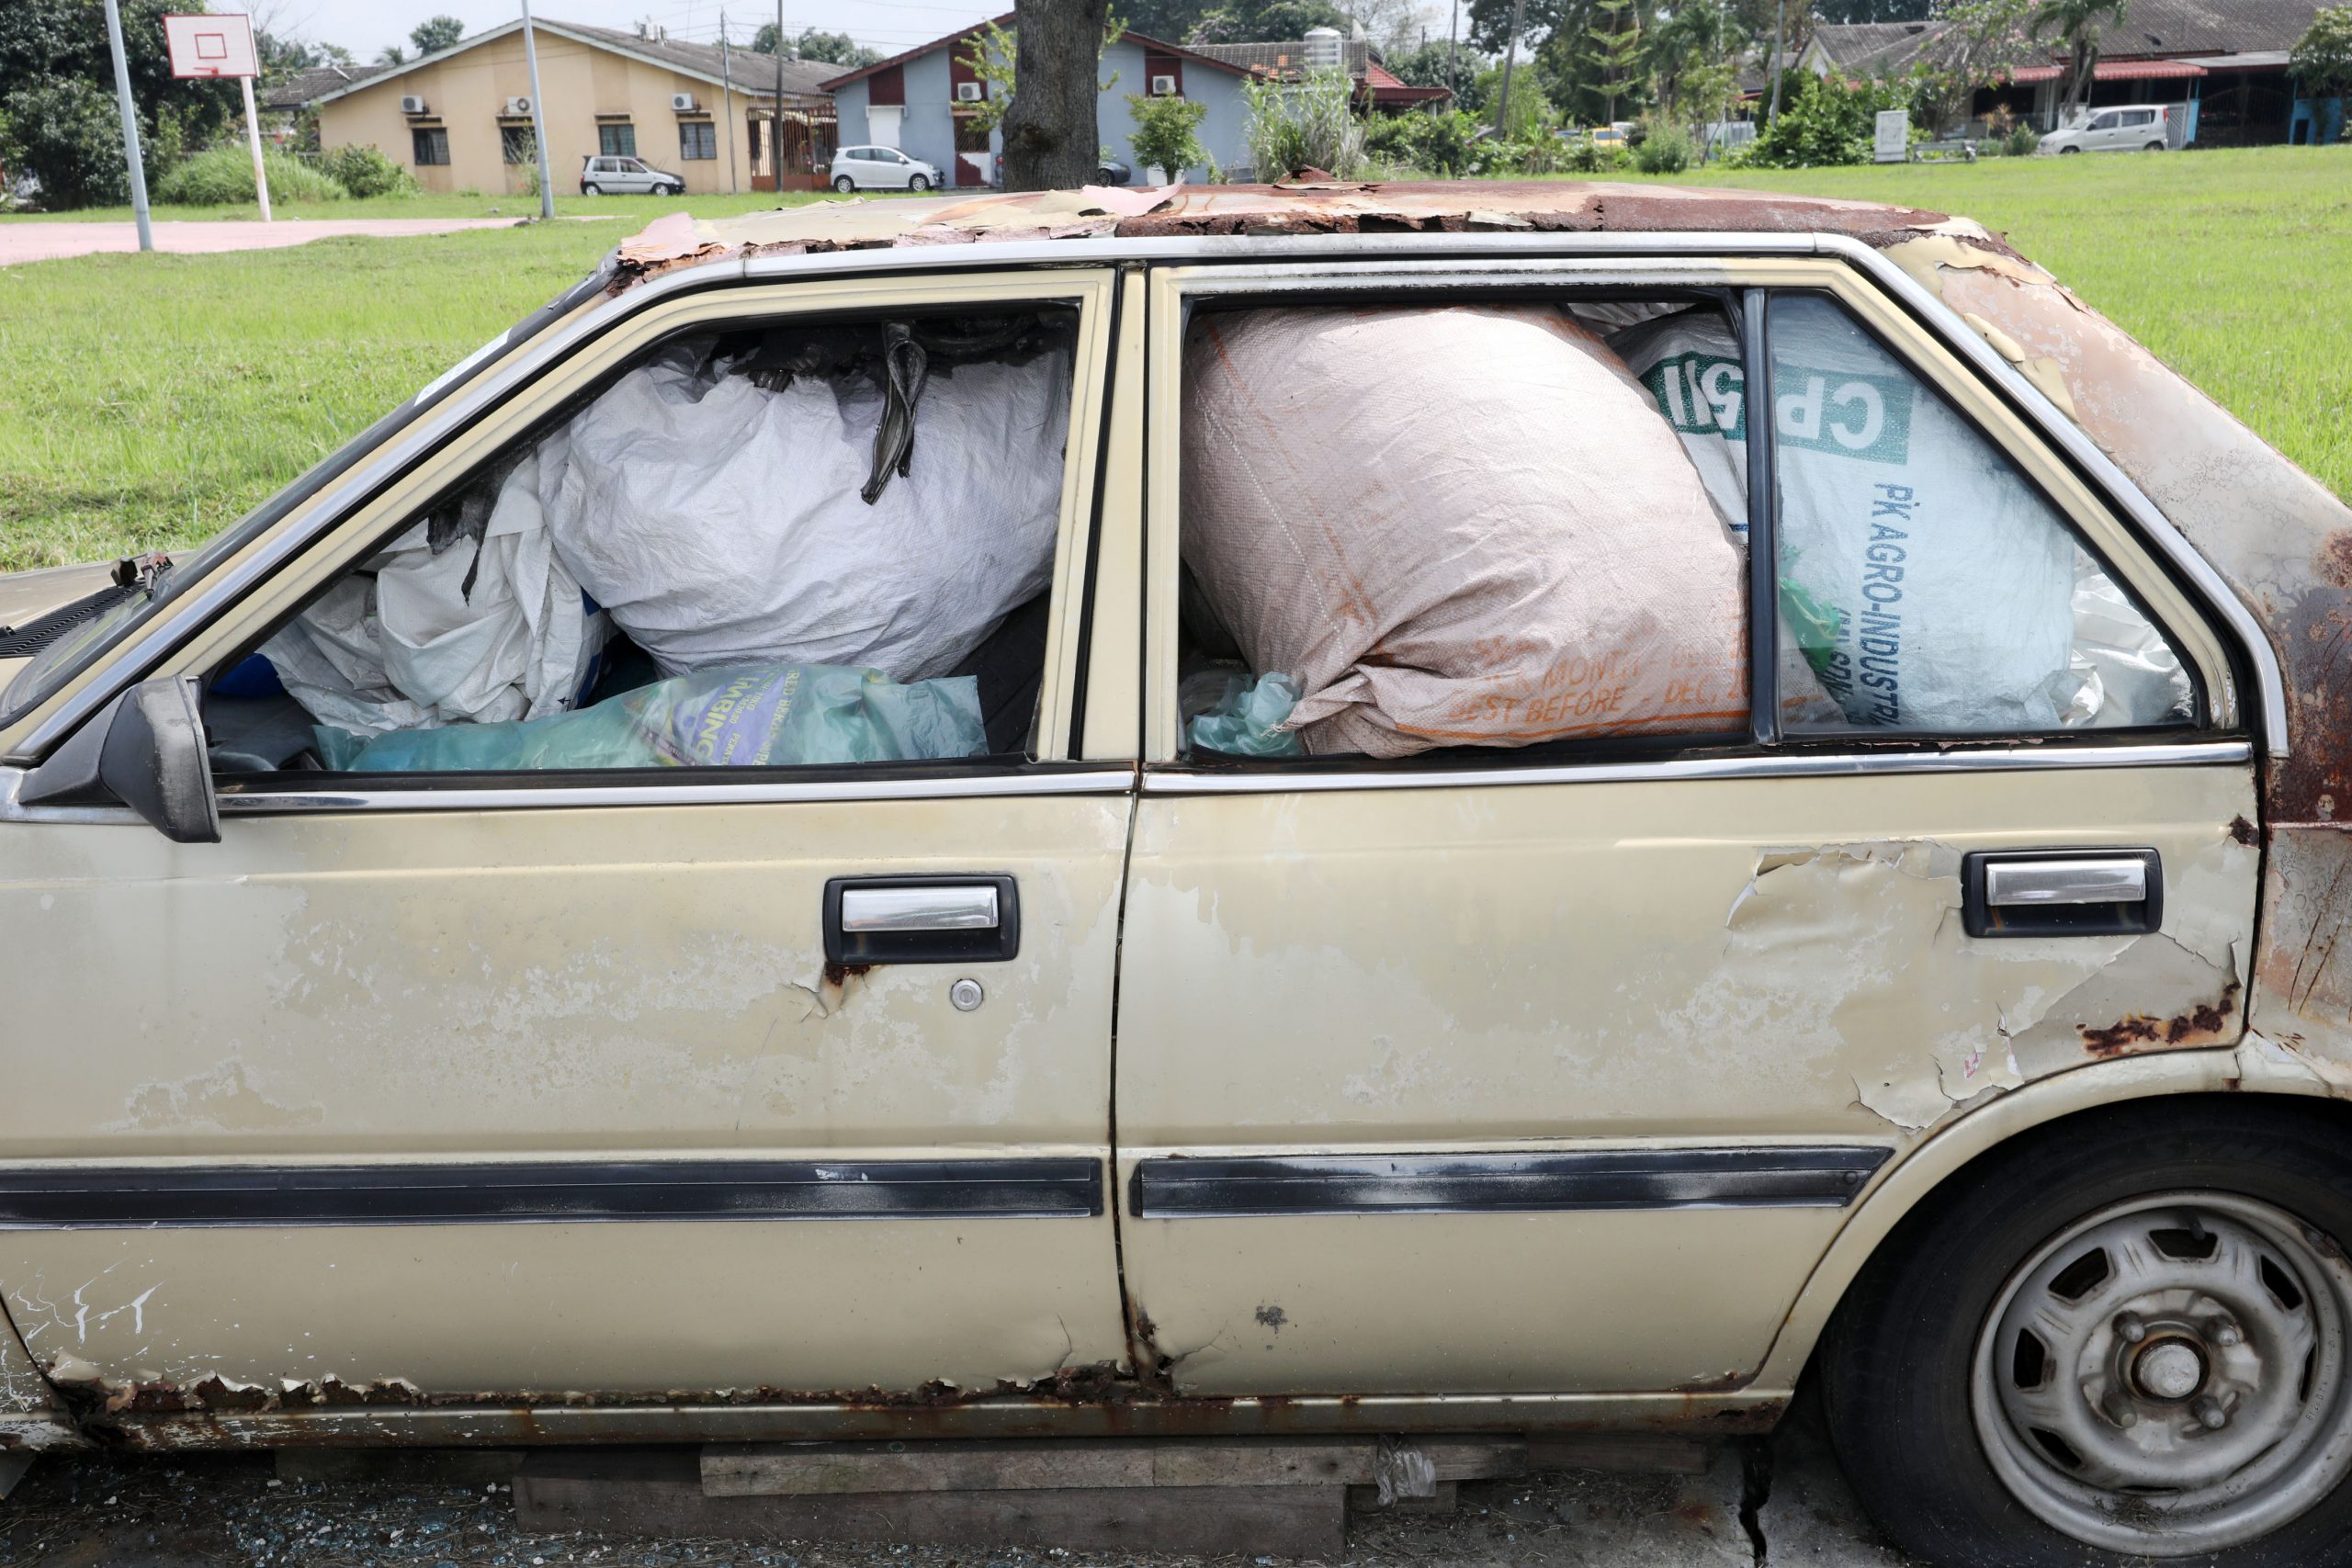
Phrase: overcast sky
[{"left": 275, "top": 0, "right": 1002, "bottom": 69}]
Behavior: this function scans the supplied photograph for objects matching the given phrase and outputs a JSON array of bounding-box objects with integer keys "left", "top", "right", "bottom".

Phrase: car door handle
[
  {"left": 824, "top": 875, "right": 1020, "bottom": 965},
  {"left": 1962, "top": 849, "right": 2161, "bottom": 938}
]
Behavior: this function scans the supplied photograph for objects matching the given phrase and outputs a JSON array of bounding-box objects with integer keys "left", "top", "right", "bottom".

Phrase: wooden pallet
[{"left": 516, "top": 1436, "right": 1531, "bottom": 1558}]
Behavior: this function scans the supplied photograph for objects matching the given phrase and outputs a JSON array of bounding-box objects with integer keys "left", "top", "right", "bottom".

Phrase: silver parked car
[
  {"left": 2038, "top": 104, "right": 2172, "bottom": 153},
  {"left": 830, "top": 145, "right": 941, "bottom": 193},
  {"left": 580, "top": 154, "right": 684, "bottom": 196}
]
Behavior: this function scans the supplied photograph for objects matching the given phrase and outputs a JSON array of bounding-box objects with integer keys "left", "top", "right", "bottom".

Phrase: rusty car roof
[{"left": 610, "top": 179, "right": 2004, "bottom": 284}]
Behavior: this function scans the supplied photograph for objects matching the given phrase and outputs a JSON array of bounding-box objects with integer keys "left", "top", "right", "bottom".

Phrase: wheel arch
[{"left": 1752, "top": 1045, "right": 2347, "bottom": 1392}]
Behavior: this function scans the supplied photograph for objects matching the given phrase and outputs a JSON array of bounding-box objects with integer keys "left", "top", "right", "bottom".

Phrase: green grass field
[
  {"left": 0, "top": 187, "right": 910, "bottom": 223},
  {"left": 0, "top": 147, "right": 2345, "bottom": 571}
]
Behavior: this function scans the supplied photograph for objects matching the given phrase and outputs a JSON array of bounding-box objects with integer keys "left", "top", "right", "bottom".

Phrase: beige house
[{"left": 310, "top": 18, "right": 838, "bottom": 197}]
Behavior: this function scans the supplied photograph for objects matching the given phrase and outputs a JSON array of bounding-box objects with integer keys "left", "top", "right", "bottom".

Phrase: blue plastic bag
[
  {"left": 317, "top": 663, "right": 987, "bottom": 773},
  {"left": 1186, "top": 672, "right": 1305, "bottom": 758}
]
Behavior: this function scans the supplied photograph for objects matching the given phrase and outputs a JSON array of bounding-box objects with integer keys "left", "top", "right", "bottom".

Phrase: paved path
[{"left": 0, "top": 218, "right": 545, "bottom": 266}]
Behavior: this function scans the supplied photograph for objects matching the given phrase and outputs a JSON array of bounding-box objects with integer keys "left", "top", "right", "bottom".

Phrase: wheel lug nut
[
  {"left": 2210, "top": 1318, "right": 2243, "bottom": 1348},
  {"left": 2193, "top": 1395, "right": 2228, "bottom": 1430},
  {"left": 2114, "top": 1312, "right": 2148, "bottom": 1344}
]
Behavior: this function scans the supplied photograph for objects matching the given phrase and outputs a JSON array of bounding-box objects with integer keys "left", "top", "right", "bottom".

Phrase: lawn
[{"left": 0, "top": 147, "right": 2346, "bottom": 572}]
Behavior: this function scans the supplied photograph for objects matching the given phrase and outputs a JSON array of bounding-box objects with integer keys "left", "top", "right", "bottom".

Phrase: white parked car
[
  {"left": 579, "top": 154, "right": 684, "bottom": 196},
  {"left": 2038, "top": 104, "right": 2170, "bottom": 154},
  {"left": 830, "top": 145, "right": 942, "bottom": 193}
]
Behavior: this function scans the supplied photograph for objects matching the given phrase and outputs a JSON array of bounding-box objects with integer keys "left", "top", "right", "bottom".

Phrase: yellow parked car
[{"left": 2, "top": 179, "right": 2349, "bottom": 1568}]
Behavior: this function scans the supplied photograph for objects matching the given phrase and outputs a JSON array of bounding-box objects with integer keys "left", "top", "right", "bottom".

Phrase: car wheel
[
  {"left": 662, "top": 182, "right": 683, "bottom": 196},
  {"left": 2145, "top": 141, "right": 2167, "bottom": 152},
  {"left": 582, "top": 182, "right": 603, "bottom": 196},
  {"left": 909, "top": 173, "right": 931, "bottom": 192},
  {"left": 833, "top": 175, "right": 855, "bottom": 194},
  {"left": 1822, "top": 1100, "right": 2352, "bottom": 1567},
  {"left": 2060, "top": 144, "right": 2082, "bottom": 153}
]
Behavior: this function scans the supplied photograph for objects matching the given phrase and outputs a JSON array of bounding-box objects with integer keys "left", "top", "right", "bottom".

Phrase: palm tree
[{"left": 2030, "top": 0, "right": 2127, "bottom": 121}]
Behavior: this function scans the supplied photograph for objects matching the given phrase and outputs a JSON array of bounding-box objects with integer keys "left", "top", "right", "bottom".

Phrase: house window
[
  {"left": 599, "top": 123, "right": 637, "bottom": 157},
  {"left": 412, "top": 127, "right": 450, "bottom": 165},
  {"left": 678, "top": 120, "right": 717, "bottom": 160},
  {"left": 501, "top": 125, "right": 537, "bottom": 164}
]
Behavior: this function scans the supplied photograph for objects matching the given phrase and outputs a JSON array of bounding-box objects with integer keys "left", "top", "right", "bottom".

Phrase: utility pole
[
  {"left": 1768, "top": 0, "right": 1787, "bottom": 120},
  {"left": 1493, "top": 0, "right": 1526, "bottom": 137},
  {"left": 521, "top": 0, "right": 556, "bottom": 219},
  {"left": 102, "top": 0, "right": 153, "bottom": 251},
  {"left": 720, "top": 11, "right": 741, "bottom": 193},
  {"left": 1447, "top": 0, "right": 1459, "bottom": 105}
]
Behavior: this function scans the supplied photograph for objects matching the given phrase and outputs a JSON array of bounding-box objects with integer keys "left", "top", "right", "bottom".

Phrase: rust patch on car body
[{"left": 2079, "top": 980, "right": 2242, "bottom": 1057}]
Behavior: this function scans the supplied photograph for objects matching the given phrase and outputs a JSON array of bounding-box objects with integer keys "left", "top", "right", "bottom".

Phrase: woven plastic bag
[{"left": 316, "top": 663, "right": 986, "bottom": 773}]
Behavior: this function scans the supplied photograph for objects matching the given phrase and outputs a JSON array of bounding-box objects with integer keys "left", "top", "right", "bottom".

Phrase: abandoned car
[{"left": 3, "top": 181, "right": 2351, "bottom": 1568}]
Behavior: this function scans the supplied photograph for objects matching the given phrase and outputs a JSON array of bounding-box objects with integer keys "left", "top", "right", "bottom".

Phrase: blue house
[{"left": 820, "top": 15, "right": 1259, "bottom": 187}]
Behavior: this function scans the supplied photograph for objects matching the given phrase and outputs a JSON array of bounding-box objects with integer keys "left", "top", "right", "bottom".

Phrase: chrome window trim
[
  {"left": 1143, "top": 739, "right": 2250, "bottom": 795},
  {"left": 0, "top": 765, "right": 1137, "bottom": 823},
  {"left": 13, "top": 228, "right": 2283, "bottom": 768}
]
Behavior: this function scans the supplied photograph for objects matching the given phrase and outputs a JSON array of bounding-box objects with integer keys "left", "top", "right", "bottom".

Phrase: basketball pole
[{"left": 241, "top": 73, "right": 272, "bottom": 221}]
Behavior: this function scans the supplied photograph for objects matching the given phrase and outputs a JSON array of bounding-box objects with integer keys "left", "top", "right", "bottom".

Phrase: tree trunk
[{"left": 1001, "top": 0, "right": 1106, "bottom": 191}]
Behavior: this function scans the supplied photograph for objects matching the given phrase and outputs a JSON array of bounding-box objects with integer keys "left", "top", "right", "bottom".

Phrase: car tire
[
  {"left": 2060, "top": 144, "right": 2082, "bottom": 153},
  {"left": 834, "top": 175, "right": 855, "bottom": 194},
  {"left": 582, "top": 182, "right": 603, "bottom": 196},
  {"left": 1821, "top": 1099, "right": 2352, "bottom": 1568},
  {"left": 661, "top": 182, "right": 682, "bottom": 196},
  {"left": 909, "top": 174, "right": 931, "bottom": 192},
  {"left": 2144, "top": 141, "right": 2167, "bottom": 152}
]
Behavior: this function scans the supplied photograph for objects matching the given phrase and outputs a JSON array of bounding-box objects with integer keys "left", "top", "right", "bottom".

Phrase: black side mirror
[{"left": 20, "top": 674, "right": 220, "bottom": 844}]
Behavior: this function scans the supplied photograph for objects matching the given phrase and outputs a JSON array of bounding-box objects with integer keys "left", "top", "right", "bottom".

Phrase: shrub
[
  {"left": 1240, "top": 69, "right": 1366, "bottom": 180},
  {"left": 1741, "top": 73, "right": 1912, "bottom": 169},
  {"left": 1634, "top": 123, "right": 1693, "bottom": 174},
  {"left": 2002, "top": 122, "right": 2041, "bottom": 156},
  {"left": 1564, "top": 137, "right": 1632, "bottom": 174},
  {"left": 319, "top": 142, "right": 421, "bottom": 197},
  {"left": 1125, "top": 91, "right": 1209, "bottom": 179},
  {"left": 155, "top": 143, "right": 345, "bottom": 206}
]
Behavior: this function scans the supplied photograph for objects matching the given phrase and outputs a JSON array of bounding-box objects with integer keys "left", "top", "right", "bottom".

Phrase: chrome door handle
[
  {"left": 839, "top": 884, "right": 1001, "bottom": 933},
  {"left": 824, "top": 875, "right": 1020, "bottom": 965},
  {"left": 1962, "top": 849, "right": 2160, "bottom": 938},
  {"left": 1983, "top": 858, "right": 2149, "bottom": 908}
]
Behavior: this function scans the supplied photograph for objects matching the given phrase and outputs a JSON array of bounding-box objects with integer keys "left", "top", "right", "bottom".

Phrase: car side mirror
[{"left": 19, "top": 674, "right": 220, "bottom": 843}]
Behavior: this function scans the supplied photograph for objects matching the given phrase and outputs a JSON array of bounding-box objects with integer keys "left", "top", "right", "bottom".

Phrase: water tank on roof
[{"left": 1302, "top": 27, "right": 1342, "bottom": 70}]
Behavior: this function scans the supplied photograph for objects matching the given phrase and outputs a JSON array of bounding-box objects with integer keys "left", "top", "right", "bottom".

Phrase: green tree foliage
[
  {"left": 1363, "top": 106, "right": 1499, "bottom": 172},
  {"left": 1812, "top": 0, "right": 1933, "bottom": 19},
  {"left": 0, "top": 0, "right": 239, "bottom": 208},
  {"left": 2028, "top": 0, "right": 2127, "bottom": 118},
  {"left": 2291, "top": 6, "right": 2352, "bottom": 99},
  {"left": 1125, "top": 89, "right": 1210, "bottom": 173},
  {"left": 408, "top": 16, "right": 464, "bottom": 55},
  {"left": 749, "top": 24, "right": 882, "bottom": 66},
  {"left": 1583, "top": 0, "right": 1644, "bottom": 122},
  {"left": 1634, "top": 119, "right": 1692, "bottom": 168},
  {"left": 1185, "top": 0, "right": 1351, "bottom": 43},
  {"left": 1739, "top": 70, "right": 1910, "bottom": 164},
  {"left": 1384, "top": 37, "right": 1491, "bottom": 104},
  {"left": 255, "top": 29, "right": 354, "bottom": 82}
]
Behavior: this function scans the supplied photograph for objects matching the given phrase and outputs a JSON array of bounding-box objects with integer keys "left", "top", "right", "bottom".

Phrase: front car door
[
  {"left": 0, "top": 265, "right": 1138, "bottom": 1441},
  {"left": 1111, "top": 253, "right": 2257, "bottom": 1416}
]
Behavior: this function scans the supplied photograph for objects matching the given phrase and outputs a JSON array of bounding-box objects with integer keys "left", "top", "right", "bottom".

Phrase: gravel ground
[{"left": 0, "top": 1394, "right": 1923, "bottom": 1568}]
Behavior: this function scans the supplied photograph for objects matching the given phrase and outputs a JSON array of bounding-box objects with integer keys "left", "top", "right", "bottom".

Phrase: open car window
[
  {"left": 205, "top": 307, "right": 1083, "bottom": 780},
  {"left": 1170, "top": 290, "right": 2196, "bottom": 765}
]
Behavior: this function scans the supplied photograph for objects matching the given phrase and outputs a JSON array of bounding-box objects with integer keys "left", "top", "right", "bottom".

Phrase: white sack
[
  {"left": 264, "top": 451, "right": 605, "bottom": 739},
  {"left": 1181, "top": 306, "right": 1747, "bottom": 759},
  {"left": 538, "top": 344, "right": 1070, "bottom": 682},
  {"left": 1611, "top": 301, "right": 2183, "bottom": 731}
]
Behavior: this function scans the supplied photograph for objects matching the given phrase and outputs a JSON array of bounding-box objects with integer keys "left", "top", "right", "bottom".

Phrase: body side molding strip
[
  {"left": 1130, "top": 1147, "right": 1892, "bottom": 1219},
  {"left": 0, "top": 1157, "right": 1105, "bottom": 1228}
]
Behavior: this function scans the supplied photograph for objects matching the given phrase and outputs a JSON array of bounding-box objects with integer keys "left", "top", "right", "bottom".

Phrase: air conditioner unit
[
  {"left": 503, "top": 96, "right": 532, "bottom": 116},
  {"left": 956, "top": 80, "right": 983, "bottom": 102},
  {"left": 671, "top": 92, "right": 698, "bottom": 112},
  {"left": 400, "top": 95, "right": 428, "bottom": 115},
  {"left": 1149, "top": 74, "right": 1178, "bottom": 96}
]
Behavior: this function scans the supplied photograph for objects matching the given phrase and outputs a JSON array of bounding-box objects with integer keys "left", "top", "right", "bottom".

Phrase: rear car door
[
  {"left": 1111, "top": 255, "right": 2257, "bottom": 1405},
  {"left": 0, "top": 266, "right": 1137, "bottom": 1433}
]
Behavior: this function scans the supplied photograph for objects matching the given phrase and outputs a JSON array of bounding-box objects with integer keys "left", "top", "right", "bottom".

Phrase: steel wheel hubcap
[{"left": 1971, "top": 1191, "right": 2352, "bottom": 1554}]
